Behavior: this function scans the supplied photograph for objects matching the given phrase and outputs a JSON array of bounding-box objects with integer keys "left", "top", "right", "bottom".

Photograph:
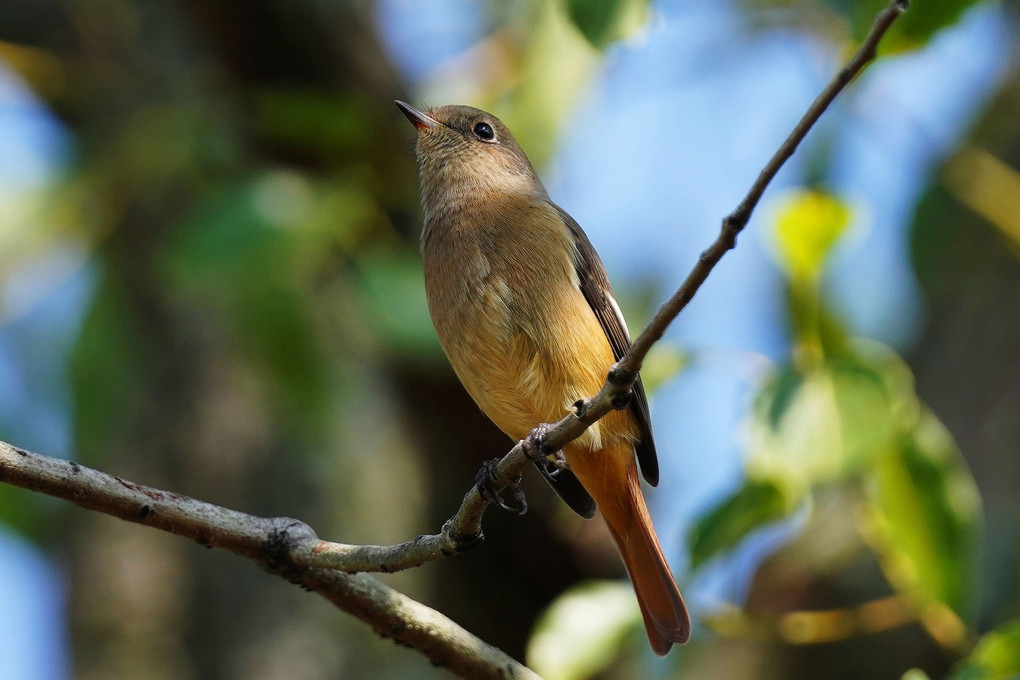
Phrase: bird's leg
[{"left": 475, "top": 458, "right": 528, "bottom": 515}]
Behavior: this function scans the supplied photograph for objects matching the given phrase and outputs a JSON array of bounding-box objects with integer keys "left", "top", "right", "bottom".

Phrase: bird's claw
[
  {"left": 534, "top": 449, "right": 569, "bottom": 485},
  {"left": 475, "top": 458, "right": 528, "bottom": 515},
  {"left": 550, "top": 450, "right": 567, "bottom": 470},
  {"left": 523, "top": 423, "right": 555, "bottom": 461}
]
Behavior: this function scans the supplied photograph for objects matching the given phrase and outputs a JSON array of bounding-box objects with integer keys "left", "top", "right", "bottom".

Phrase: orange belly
[{"left": 432, "top": 268, "right": 639, "bottom": 453}]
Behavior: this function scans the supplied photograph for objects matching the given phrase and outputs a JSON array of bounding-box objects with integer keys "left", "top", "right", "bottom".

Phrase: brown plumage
[{"left": 396, "top": 101, "right": 691, "bottom": 653}]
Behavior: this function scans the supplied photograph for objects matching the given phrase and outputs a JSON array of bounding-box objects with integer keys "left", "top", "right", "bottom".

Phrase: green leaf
[
  {"left": 495, "top": 1, "right": 600, "bottom": 168},
  {"left": 948, "top": 620, "right": 1020, "bottom": 680},
  {"left": 526, "top": 581, "right": 642, "bottom": 680},
  {"left": 773, "top": 188, "right": 851, "bottom": 282},
  {"left": 565, "top": 0, "right": 625, "bottom": 47},
  {"left": 235, "top": 278, "right": 327, "bottom": 420},
  {"left": 689, "top": 476, "right": 799, "bottom": 569},
  {"left": 748, "top": 343, "right": 916, "bottom": 483},
  {"left": 867, "top": 409, "right": 982, "bottom": 619},
  {"left": 823, "top": 0, "right": 983, "bottom": 50}
]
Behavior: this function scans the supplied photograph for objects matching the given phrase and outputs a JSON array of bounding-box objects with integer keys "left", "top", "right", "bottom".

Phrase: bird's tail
[{"left": 601, "top": 456, "right": 691, "bottom": 655}]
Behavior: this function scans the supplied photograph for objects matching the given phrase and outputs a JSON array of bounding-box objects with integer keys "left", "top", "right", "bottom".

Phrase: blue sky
[{"left": 0, "top": 64, "right": 78, "bottom": 680}]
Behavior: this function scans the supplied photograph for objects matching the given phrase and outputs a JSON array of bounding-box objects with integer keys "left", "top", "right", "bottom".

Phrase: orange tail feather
[{"left": 594, "top": 452, "right": 691, "bottom": 654}]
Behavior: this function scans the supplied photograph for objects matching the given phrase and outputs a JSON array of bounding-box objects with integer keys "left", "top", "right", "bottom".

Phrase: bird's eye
[{"left": 473, "top": 122, "right": 495, "bottom": 141}]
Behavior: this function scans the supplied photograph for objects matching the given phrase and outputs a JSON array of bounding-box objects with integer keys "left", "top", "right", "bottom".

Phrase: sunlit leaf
[
  {"left": 866, "top": 409, "right": 982, "bottom": 620},
  {"left": 748, "top": 341, "right": 917, "bottom": 483},
  {"left": 773, "top": 188, "right": 851, "bottom": 282},
  {"left": 491, "top": 2, "right": 599, "bottom": 168},
  {"left": 751, "top": 366, "right": 841, "bottom": 479},
  {"left": 947, "top": 620, "right": 1020, "bottom": 680},
  {"left": 689, "top": 476, "right": 800, "bottom": 569},
  {"left": 526, "top": 581, "right": 641, "bottom": 680},
  {"left": 942, "top": 147, "right": 1020, "bottom": 252}
]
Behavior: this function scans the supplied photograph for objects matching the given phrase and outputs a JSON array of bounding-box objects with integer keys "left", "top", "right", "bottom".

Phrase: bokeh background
[{"left": 1, "top": 0, "right": 1019, "bottom": 678}]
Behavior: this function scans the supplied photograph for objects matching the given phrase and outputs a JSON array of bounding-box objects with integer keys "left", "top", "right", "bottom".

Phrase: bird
[{"left": 396, "top": 100, "right": 690, "bottom": 654}]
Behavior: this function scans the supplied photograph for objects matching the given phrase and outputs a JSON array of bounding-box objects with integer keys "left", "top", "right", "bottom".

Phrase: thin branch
[
  {"left": 0, "top": 2, "right": 909, "bottom": 676},
  {"left": 0, "top": 441, "right": 542, "bottom": 680},
  {"left": 294, "top": 0, "right": 910, "bottom": 574},
  {"left": 617, "top": 0, "right": 909, "bottom": 377}
]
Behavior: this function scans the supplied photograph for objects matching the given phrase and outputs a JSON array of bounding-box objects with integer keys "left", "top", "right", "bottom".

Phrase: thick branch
[{"left": 0, "top": 441, "right": 541, "bottom": 680}]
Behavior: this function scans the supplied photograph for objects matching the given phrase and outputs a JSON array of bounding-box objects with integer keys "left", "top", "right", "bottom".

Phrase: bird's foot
[
  {"left": 549, "top": 449, "right": 568, "bottom": 470},
  {"left": 524, "top": 424, "right": 568, "bottom": 481},
  {"left": 534, "top": 449, "right": 569, "bottom": 484},
  {"left": 522, "top": 423, "right": 555, "bottom": 461},
  {"left": 475, "top": 458, "right": 528, "bottom": 515}
]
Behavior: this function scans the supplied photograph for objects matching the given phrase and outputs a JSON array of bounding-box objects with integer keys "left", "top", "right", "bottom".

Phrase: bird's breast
[
  {"left": 421, "top": 194, "right": 626, "bottom": 446},
  {"left": 421, "top": 194, "right": 576, "bottom": 347}
]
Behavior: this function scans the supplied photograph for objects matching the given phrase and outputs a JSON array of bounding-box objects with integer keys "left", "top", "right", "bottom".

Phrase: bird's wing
[
  {"left": 534, "top": 455, "right": 597, "bottom": 519},
  {"left": 552, "top": 203, "right": 659, "bottom": 486}
]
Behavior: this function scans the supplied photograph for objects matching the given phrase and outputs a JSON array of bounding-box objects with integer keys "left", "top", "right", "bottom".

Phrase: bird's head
[{"left": 395, "top": 101, "right": 546, "bottom": 214}]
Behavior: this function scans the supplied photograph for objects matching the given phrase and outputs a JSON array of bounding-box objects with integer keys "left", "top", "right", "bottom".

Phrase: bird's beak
[{"left": 395, "top": 100, "right": 440, "bottom": 131}]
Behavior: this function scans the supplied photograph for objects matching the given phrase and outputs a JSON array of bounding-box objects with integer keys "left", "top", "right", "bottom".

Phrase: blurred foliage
[
  {"left": 774, "top": 189, "right": 852, "bottom": 283},
  {"left": 565, "top": 0, "right": 651, "bottom": 48},
  {"left": 942, "top": 147, "right": 1020, "bottom": 252},
  {"left": 821, "top": 0, "right": 984, "bottom": 48},
  {"left": 493, "top": 1, "right": 602, "bottom": 168},
  {"left": 907, "top": 619, "right": 1020, "bottom": 680},
  {"left": 639, "top": 341, "right": 690, "bottom": 394},
  {"left": 688, "top": 188, "right": 983, "bottom": 639},
  {"left": 0, "top": 0, "right": 1017, "bottom": 679},
  {"left": 867, "top": 410, "right": 982, "bottom": 625},
  {"left": 740, "top": 0, "right": 985, "bottom": 52},
  {"left": 689, "top": 477, "right": 794, "bottom": 570},
  {"left": 535, "top": 132, "right": 1005, "bottom": 676},
  {"left": 527, "top": 581, "right": 643, "bottom": 680},
  {"left": 945, "top": 620, "right": 1020, "bottom": 680}
]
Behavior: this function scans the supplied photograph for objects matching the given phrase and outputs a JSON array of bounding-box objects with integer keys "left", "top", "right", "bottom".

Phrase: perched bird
[{"left": 396, "top": 100, "right": 690, "bottom": 654}]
